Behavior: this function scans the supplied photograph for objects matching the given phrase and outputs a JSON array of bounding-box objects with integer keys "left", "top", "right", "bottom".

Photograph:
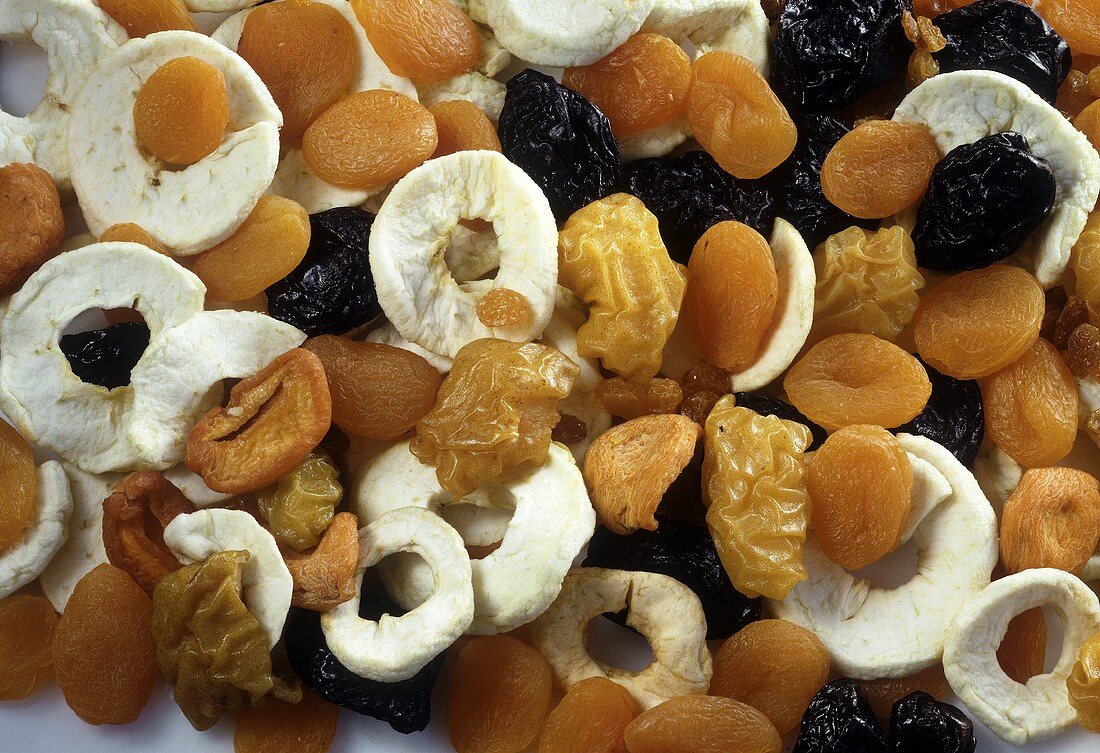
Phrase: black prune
[
  {"left": 794, "top": 679, "right": 888, "bottom": 753},
  {"left": 583, "top": 518, "right": 761, "bottom": 639},
  {"left": 934, "top": 0, "right": 1071, "bottom": 104},
  {"left": 266, "top": 207, "right": 382, "bottom": 337},
  {"left": 734, "top": 392, "right": 828, "bottom": 450},
  {"left": 283, "top": 593, "right": 442, "bottom": 734},
  {"left": 897, "top": 358, "right": 984, "bottom": 467},
  {"left": 774, "top": 0, "right": 912, "bottom": 109},
  {"left": 888, "top": 692, "right": 976, "bottom": 753},
  {"left": 623, "top": 151, "right": 775, "bottom": 263},
  {"left": 499, "top": 69, "right": 622, "bottom": 223},
  {"left": 913, "top": 132, "right": 1056, "bottom": 271},
  {"left": 60, "top": 321, "right": 150, "bottom": 390}
]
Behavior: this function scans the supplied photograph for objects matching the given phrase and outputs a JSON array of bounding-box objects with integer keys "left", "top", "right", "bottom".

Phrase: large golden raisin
[
  {"left": 352, "top": 0, "right": 479, "bottom": 83},
  {"left": 624, "top": 696, "right": 782, "bottom": 753},
  {"left": 133, "top": 56, "right": 230, "bottom": 167},
  {"left": 98, "top": 0, "right": 197, "bottom": 37},
  {"left": 411, "top": 339, "right": 578, "bottom": 499},
  {"left": 857, "top": 665, "right": 951, "bottom": 719},
  {"left": 1076, "top": 99, "right": 1100, "bottom": 150},
  {"left": 99, "top": 223, "right": 170, "bottom": 255},
  {"left": 999, "top": 467, "right": 1100, "bottom": 574},
  {"left": 1058, "top": 69, "right": 1093, "bottom": 117},
  {"left": 981, "top": 339, "right": 1079, "bottom": 468},
  {"left": 685, "top": 221, "right": 778, "bottom": 372},
  {"left": 783, "top": 334, "right": 932, "bottom": 432},
  {"left": 431, "top": 99, "right": 502, "bottom": 159},
  {"left": 709, "top": 619, "right": 830, "bottom": 735},
  {"left": 235, "top": 689, "right": 340, "bottom": 753},
  {"left": 302, "top": 90, "right": 437, "bottom": 189},
  {"left": 448, "top": 635, "right": 553, "bottom": 753},
  {"left": 255, "top": 452, "right": 343, "bottom": 552},
  {"left": 283, "top": 511, "right": 359, "bottom": 611},
  {"left": 563, "top": 34, "right": 691, "bottom": 137},
  {"left": 807, "top": 426, "right": 913, "bottom": 569},
  {"left": 811, "top": 226, "right": 925, "bottom": 344},
  {"left": 998, "top": 608, "right": 1048, "bottom": 684},
  {"left": 903, "top": 12, "right": 947, "bottom": 89},
  {"left": 596, "top": 377, "right": 684, "bottom": 420},
  {"left": 538, "top": 676, "right": 639, "bottom": 753},
  {"left": 237, "top": 0, "right": 358, "bottom": 146},
  {"left": 1072, "top": 210, "right": 1100, "bottom": 321},
  {"left": 0, "top": 419, "right": 37, "bottom": 556},
  {"left": 558, "top": 194, "right": 686, "bottom": 382},
  {"left": 0, "top": 162, "right": 64, "bottom": 294},
  {"left": 1035, "top": 0, "right": 1100, "bottom": 56},
  {"left": 913, "top": 265, "right": 1045, "bottom": 380},
  {"left": 476, "top": 288, "right": 532, "bottom": 328},
  {"left": 0, "top": 595, "right": 58, "bottom": 701},
  {"left": 703, "top": 395, "right": 813, "bottom": 600},
  {"left": 1067, "top": 629, "right": 1100, "bottom": 732},
  {"left": 304, "top": 335, "right": 443, "bottom": 439},
  {"left": 686, "top": 52, "right": 797, "bottom": 179},
  {"left": 53, "top": 564, "right": 157, "bottom": 725},
  {"left": 192, "top": 196, "right": 311, "bottom": 302}
]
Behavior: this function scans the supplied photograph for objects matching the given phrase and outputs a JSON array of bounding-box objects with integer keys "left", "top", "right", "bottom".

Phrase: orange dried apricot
[
  {"left": 1072, "top": 209, "right": 1100, "bottom": 321},
  {"left": 857, "top": 665, "right": 951, "bottom": 719},
  {"left": 595, "top": 377, "right": 684, "bottom": 420},
  {"left": 1035, "top": 0, "right": 1100, "bottom": 56},
  {"left": 538, "top": 676, "right": 639, "bottom": 753},
  {"left": 99, "top": 223, "right": 170, "bottom": 255},
  {"left": 0, "top": 420, "right": 37, "bottom": 556},
  {"left": 133, "top": 56, "right": 230, "bottom": 167},
  {"left": 475, "top": 288, "right": 532, "bottom": 328},
  {"left": 1000, "top": 467, "right": 1100, "bottom": 574},
  {"left": 234, "top": 689, "right": 340, "bottom": 753},
  {"left": 0, "top": 595, "right": 58, "bottom": 701},
  {"left": 98, "top": 0, "right": 197, "bottom": 37},
  {"left": 283, "top": 511, "right": 359, "bottom": 612},
  {"left": 431, "top": 99, "right": 502, "bottom": 158},
  {"left": 1075, "top": 99, "right": 1100, "bottom": 151},
  {"left": 998, "top": 608, "right": 1048, "bottom": 684},
  {"left": 686, "top": 52, "right": 797, "bottom": 179},
  {"left": 0, "top": 162, "right": 64, "bottom": 294},
  {"left": 352, "top": 0, "right": 480, "bottom": 83},
  {"left": 1067, "top": 629, "right": 1100, "bottom": 732},
  {"left": 623, "top": 695, "right": 782, "bottom": 753}
]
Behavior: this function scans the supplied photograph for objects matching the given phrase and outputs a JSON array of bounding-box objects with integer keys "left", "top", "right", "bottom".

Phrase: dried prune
[
  {"left": 499, "top": 69, "right": 622, "bottom": 222},
  {"left": 793, "top": 679, "right": 887, "bottom": 753},
  {"left": 774, "top": 0, "right": 911, "bottom": 109},
  {"left": 897, "top": 358, "right": 984, "bottom": 467},
  {"left": 60, "top": 321, "right": 150, "bottom": 390},
  {"left": 623, "top": 150, "right": 775, "bottom": 264},
  {"left": 933, "top": 0, "right": 1071, "bottom": 103},
  {"left": 582, "top": 518, "right": 761, "bottom": 639},
  {"left": 887, "top": 691, "right": 975, "bottom": 753},
  {"left": 912, "top": 132, "right": 1056, "bottom": 271},
  {"left": 857, "top": 666, "right": 952, "bottom": 719},
  {"left": 732, "top": 392, "right": 828, "bottom": 450},
  {"left": 266, "top": 207, "right": 382, "bottom": 337}
]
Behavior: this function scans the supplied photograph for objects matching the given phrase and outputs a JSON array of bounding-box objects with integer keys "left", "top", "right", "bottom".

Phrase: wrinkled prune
[
  {"left": 266, "top": 207, "right": 381, "bottom": 336},
  {"left": 774, "top": 0, "right": 911, "bottom": 109},
  {"left": 794, "top": 679, "right": 888, "bottom": 753},
  {"left": 583, "top": 518, "right": 761, "bottom": 639},
  {"left": 897, "top": 358, "right": 983, "bottom": 467},
  {"left": 913, "top": 132, "right": 1056, "bottom": 271},
  {"left": 499, "top": 69, "right": 622, "bottom": 223},
  {"left": 284, "top": 592, "right": 442, "bottom": 734},
  {"left": 623, "top": 151, "right": 775, "bottom": 264},
  {"left": 934, "top": 0, "right": 1071, "bottom": 104},
  {"left": 888, "top": 692, "right": 976, "bottom": 753},
  {"left": 60, "top": 321, "right": 150, "bottom": 390},
  {"left": 733, "top": 392, "right": 828, "bottom": 450}
]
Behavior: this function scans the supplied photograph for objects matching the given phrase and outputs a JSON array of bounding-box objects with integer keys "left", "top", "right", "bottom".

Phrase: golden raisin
[
  {"left": 302, "top": 90, "right": 437, "bottom": 189},
  {"left": 913, "top": 265, "right": 1045, "bottom": 380},
  {"left": 623, "top": 696, "right": 782, "bottom": 753},
  {"left": 255, "top": 452, "right": 342, "bottom": 552},
  {"left": 680, "top": 391, "right": 723, "bottom": 426},
  {"left": 1058, "top": 69, "right": 1094, "bottom": 117},
  {"left": 998, "top": 608, "right": 1048, "bottom": 684},
  {"left": 431, "top": 99, "right": 502, "bottom": 158},
  {"left": 0, "top": 420, "right": 36, "bottom": 556},
  {"left": 1052, "top": 295, "right": 1091, "bottom": 349},
  {"left": 596, "top": 377, "right": 684, "bottom": 419},
  {"left": 1072, "top": 210, "right": 1100, "bottom": 321},
  {"left": 1075, "top": 99, "right": 1100, "bottom": 151},
  {"left": 1035, "top": 0, "right": 1100, "bottom": 56},
  {"left": 1067, "top": 323, "right": 1100, "bottom": 377},
  {"left": 448, "top": 635, "right": 553, "bottom": 753},
  {"left": 783, "top": 334, "right": 932, "bottom": 432},
  {"left": 686, "top": 52, "right": 797, "bottom": 179},
  {"left": 476, "top": 288, "right": 532, "bottom": 328},
  {"left": 538, "top": 676, "right": 638, "bottom": 753},
  {"left": 99, "top": 223, "right": 170, "bottom": 255},
  {"left": 902, "top": 12, "right": 947, "bottom": 89},
  {"left": 133, "top": 56, "right": 230, "bottom": 167},
  {"left": 682, "top": 363, "right": 731, "bottom": 396},
  {"left": 551, "top": 414, "right": 589, "bottom": 446},
  {"left": 0, "top": 595, "right": 58, "bottom": 701},
  {"left": 235, "top": 689, "right": 340, "bottom": 753},
  {"left": 857, "top": 665, "right": 951, "bottom": 719},
  {"left": 98, "top": 0, "right": 197, "bottom": 37},
  {"left": 1067, "top": 629, "right": 1100, "bottom": 732},
  {"left": 1000, "top": 467, "right": 1100, "bottom": 574},
  {"left": 0, "top": 162, "right": 65, "bottom": 294},
  {"left": 352, "top": 0, "right": 480, "bottom": 83},
  {"left": 563, "top": 34, "right": 692, "bottom": 137}
]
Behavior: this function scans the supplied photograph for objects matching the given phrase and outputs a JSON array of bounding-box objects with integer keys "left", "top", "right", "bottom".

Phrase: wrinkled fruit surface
[
  {"left": 475, "top": 288, "right": 532, "bottom": 329},
  {"left": 0, "top": 419, "right": 36, "bottom": 556},
  {"left": 99, "top": 0, "right": 197, "bottom": 37},
  {"left": 0, "top": 595, "right": 58, "bottom": 701},
  {"left": 352, "top": 0, "right": 479, "bottom": 83},
  {"left": 538, "top": 676, "right": 638, "bottom": 753},
  {"left": 999, "top": 467, "right": 1100, "bottom": 574},
  {"left": 133, "top": 56, "right": 230, "bottom": 167},
  {"left": 255, "top": 452, "right": 343, "bottom": 552},
  {"left": 283, "top": 511, "right": 359, "bottom": 612},
  {"left": 792, "top": 679, "right": 887, "bottom": 753},
  {"left": 623, "top": 695, "right": 783, "bottom": 753},
  {"left": 897, "top": 358, "right": 984, "bottom": 468},
  {"left": 99, "top": 223, "right": 169, "bottom": 255},
  {"left": 596, "top": 377, "right": 683, "bottom": 420},
  {"left": 1067, "top": 629, "right": 1100, "bottom": 732},
  {"left": 857, "top": 665, "right": 952, "bottom": 720},
  {"left": 0, "top": 162, "right": 64, "bottom": 294},
  {"left": 234, "top": 689, "right": 340, "bottom": 753},
  {"left": 431, "top": 99, "right": 502, "bottom": 158},
  {"left": 887, "top": 691, "right": 976, "bottom": 753},
  {"left": 732, "top": 392, "right": 828, "bottom": 450}
]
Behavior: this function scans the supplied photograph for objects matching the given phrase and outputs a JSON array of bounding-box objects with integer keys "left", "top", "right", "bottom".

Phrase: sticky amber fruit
[
  {"left": 1035, "top": 0, "right": 1100, "bottom": 56},
  {"left": 1076, "top": 99, "right": 1100, "bottom": 151},
  {"left": 858, "top": 665, "right": 951, "bottom": 719},
  {"left": 783, "top": 333, "right": 932, "bottom": 432},
  {"left": 685, "top": 221, "right": 778, "bottom": 372},
  {"left": 538, "top": 676, "right": 639, "bottom": 753},
  {"left": 1067, "top": 629, "right": 1100, "bottom": 732},
  {"left": 133, "top": 56, "right": 230, "bottom": 167},
  {"left": 476, "top": 288, "right": 532, "bottom": 328},
  {"left": 913, "top": 265, "right": 1045, "bottom": 380},
  {"left": 353, "top": 0, "right": 479, "bottom": 83},
  {"left": 53, "top": 564, "right": 157, "bottom": 725},
  {"left": 98, "top": 0, "right": 197, "bottom": 37},
  {"left": 998, "top": 608, "right": 1048, "bottom": 684},
  {"left": 807, "top": 425, "right": 913, "bottom": 570},
  {"left": 255, "top": 452, "right": 343, "bottom": 552},
  {"left": 563, "top": 33, "right": 691, "bottom": 137},
  {"left": 710, "top": 619, "right": 830, "bottom": 735},
  {"left": 913, "top": 0, "right": 975, "bottom": 15},
  {"left": 431, "top": 99, "right": 502, "bottom": 158},
  {"left": 0, "top": 162, "right": 64, "bottom": 294},
  {"left": 596, "top": 377, "right": 684, "bottom": 419},
  {"left": 1058, "top": 69, "right": 1093, "bottom": 117},
  {"left": 1072, "top": 210, "right": 1100, "bottom": 320},
  {"left": 448, "top": 635, "right": 553, "bottom": 753},
  {"left": 999, "top": 467, "right": 1100, "bottom": 574},
  {"left": 237, "top": 0, "right": 358, "bottom": 146},
  {"left": 687, "top": 52, "right": 797, "bottom": 180},
  {"left": 0, "top": 595, "right": 58, "bottom": 701},
  {"left": 624, "top": 695, "right": 782, "bottom": 753},
  {"left": 303, "top": 90, "right": 437, "bottom": 190},
  {"left": 235, "top": 689, "right": 340, "bottom": 753},
  {"left": 0, "top": 420, "right": 36, "bottom": 556},
  {"left": 981, "top": 339, "right": 1079, "bottom": 468},
  {"left": 99, "top": 223, "right": 170, "bottom": 255},
  {"left": 192, "top": 196, "right": 311, "bottom": 302}
]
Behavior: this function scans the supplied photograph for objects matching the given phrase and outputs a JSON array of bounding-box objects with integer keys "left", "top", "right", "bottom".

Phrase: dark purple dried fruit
[
  {"left": 794, "top": 679, "right": 888, "bottom": 753},
  {"left": 897, "top": 358, "right": 983, "bottom": 467},
  {"left": 60, "top": 321, "right": 150, "bottom": 390},
  {"left": 888, "top": 691, "right": 976, "bottom": 753},
  {"left": 733, "top": 392, "right": 828, "bottom": 450}
]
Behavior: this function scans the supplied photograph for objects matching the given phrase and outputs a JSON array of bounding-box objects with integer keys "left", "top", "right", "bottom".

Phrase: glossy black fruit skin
[
  {"left": 934, "top": 0, "right": 1071, "bottom": 104},
  {"left": 266, "top": 207, "right": 382, "bottom": 337},
  {"left": 499, "top": 69, "right": 622, "bottom": 223},
  {"left": 913, "top": 132, "right": 1056, "bottom": 271},
  {"left": 60, "top": 321, "right": 150, "bottom": 390},
  {"left": 583, "top": 518, "right": 761, "bottom": 639},
  {"left": 794, "top": 679, "right": 888, "bottom": 753},
  {"left": 623, "top": 151, "right": 775, "bottom": 264},
  {"left": 734, "top": 392, "right": 828, "bottom": 450},
  {"left": 888, "top": 692, "right": 976, "bottom": 753},
  {"left": 898, "top": 359, "right": 984, "bottom": 467}
]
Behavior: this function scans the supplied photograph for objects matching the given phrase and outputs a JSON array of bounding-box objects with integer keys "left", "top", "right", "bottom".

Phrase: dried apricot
[
  {"left": 98, "top": 0, "right": 197, "bottom": 37},
  {"left": 596, "top": 377, "right": 684, "bottom": 420},
  {"left": 563, "top": 34, "right": 692, "bottom": 137},
  {"left": 431, "top": 99, "right": 502, "bottom": 158},
  {"left": 538, "top": 676, "right": 639, "bottom": 753},
  {"left": 53, "top": 564, "right": 157, "bottom": 725},
  {"left": 352, "top": 0, "right": 479, "bottom": 83},
  {"left": 0, "top": 595, "right": 58, "bottom": 701},
  {"left": 998, "top": 608, "right": 1048, "bottom": 684},
  {"left": 1067, "top": 629, "right": 1100, "bottom": 732},
  {"left": 1035, "top": 0, "right": 1100, "bottom": 56},
  {"left": 0, "top": 419, "right": 36, "bottom": 556},
  {"left": 783, "top": 333, "right": 932, "bottom": 432},
  {"left": 302, "top": 90, "right": 437, "bottom": 190},
  {"left": 99, "top": 223, "right": 170, "bottom": 255},
  {"left": 283, "top": 511, "right": 359, "bottom": 612},
  {"left": 913, "top": 265, "right": 1045, "bottom": 380},
  {"left": 857, "top": 665, "right": 951, "bottom": 719},
  {"left": 685, "top": 221, "right": 778, "bottom": 372},
  {"left": 255, "top": 452, "right": 342, "bottom": 552},
  {"left": 133, "top": 56, "right": 230, "bottom": 167},
  {"left": 448, "top": 635, "right": 553, "bottom": 753},
  {"left": 1067, "top": 323, "right": 1100, "bottom": 377},
  {"left": 1076, "top": 99, "right": 1100, "bottom": 151},
  {"left": 1058, "top": 69, "right": 1093, "bottom": 117},
  {"left": 0, "top": 162, "right": 64, "bottom": 294},
  {"left": 1000, "top": 467, "right": 1100, "bottom": 574},
  {"left": 687, "top": 52, "right": 797, "bottom": 180},
  {"left": 623, "top": 695, "right": 782, "bottom": 753},
  {"left": 235, "top": 689, "right": 340, "bottom": 753},
  {"left": 1072, "top": 209, "right": 1100, "bottom": 321},
  {"left": 476, "top": 288, "right": 532, "bottom": 328}
]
